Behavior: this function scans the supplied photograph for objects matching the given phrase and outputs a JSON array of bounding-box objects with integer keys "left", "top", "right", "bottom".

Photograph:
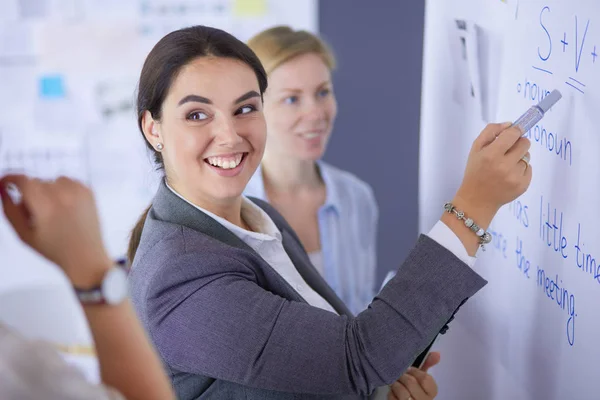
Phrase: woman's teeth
[{"left": 206, "top": 154, "right": 243, "bottom": 169}]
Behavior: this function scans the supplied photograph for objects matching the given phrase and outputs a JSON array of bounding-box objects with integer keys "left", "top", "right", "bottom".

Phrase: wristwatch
[{"left": 75, "top": 262, "right": 129, "bottom": 305}]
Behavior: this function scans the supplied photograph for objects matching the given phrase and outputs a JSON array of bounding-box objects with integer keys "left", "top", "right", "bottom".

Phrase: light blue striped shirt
[{"left": 244, "top": 161, "right": 378, "bottom": 315}]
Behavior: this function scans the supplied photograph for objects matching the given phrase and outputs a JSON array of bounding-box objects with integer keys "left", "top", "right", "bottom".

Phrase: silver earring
[{"left": 156, "top": 143, "right": 163, "bottom": 151}]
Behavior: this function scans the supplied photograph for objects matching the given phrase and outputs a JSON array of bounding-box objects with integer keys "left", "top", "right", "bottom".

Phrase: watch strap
[{"left": 74, "top": 259, "right": 128, "bottom": 305}]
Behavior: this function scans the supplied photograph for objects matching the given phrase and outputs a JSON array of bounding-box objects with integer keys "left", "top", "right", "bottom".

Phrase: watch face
[{"left": 102, "top": 267, "right": 128, "bottom": 304}]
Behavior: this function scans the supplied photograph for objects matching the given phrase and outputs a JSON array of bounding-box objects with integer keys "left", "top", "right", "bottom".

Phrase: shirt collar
[
  {"left": 248, "top": 161, "right": 341, "bottom": 216},
  {"left": 165, "top": 181, "right": 282, "bottom": 242}
]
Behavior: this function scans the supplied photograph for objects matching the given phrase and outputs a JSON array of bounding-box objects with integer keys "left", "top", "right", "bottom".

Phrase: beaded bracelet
[{"left": 444, "top": 202, "right": 492, "bottom": 250}]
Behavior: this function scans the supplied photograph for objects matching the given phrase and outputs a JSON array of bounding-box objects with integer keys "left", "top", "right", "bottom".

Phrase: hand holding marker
[{"left": 411, "top": 90, "right": 562, "bottom": 372}]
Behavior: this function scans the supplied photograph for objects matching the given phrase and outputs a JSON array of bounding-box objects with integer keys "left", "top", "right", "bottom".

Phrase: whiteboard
[
  {"left": 420, "top": 0, "right": 599, "bottom": 399},
  {"left": 0, "top": 0, "right": 317, "bottom": 380}
]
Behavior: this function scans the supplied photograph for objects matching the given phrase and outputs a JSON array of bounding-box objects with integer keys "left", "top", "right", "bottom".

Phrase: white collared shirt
[
  {"left": 308, "top": 251, "right": 325, "bottom": 277},
  {"left": 166, "top": 184, "right": 338, "bottom": 314}
]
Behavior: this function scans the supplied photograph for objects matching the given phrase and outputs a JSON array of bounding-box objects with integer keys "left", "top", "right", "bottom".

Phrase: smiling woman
[
  {"left": 126, "top": 30, "right": 268, "bottom": 243},
  {"left": 126, "top": 24, "right": 532, "bottom": 400},
  {"left": 140, "top": 56, "right": 266, "bottom": 218}
]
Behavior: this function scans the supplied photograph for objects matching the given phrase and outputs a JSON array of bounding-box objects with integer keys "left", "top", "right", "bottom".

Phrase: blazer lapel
[
  {"left": 150, "top": 180, "right": 308, "bottom": 304},
  {"left": 151, "top": 180, "right": 252, "bottom": 251}
]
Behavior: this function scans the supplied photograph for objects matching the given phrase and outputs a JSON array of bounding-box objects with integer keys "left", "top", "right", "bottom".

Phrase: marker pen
[{"left": 513, "top": 89, "right": 562, "bottom": 133}]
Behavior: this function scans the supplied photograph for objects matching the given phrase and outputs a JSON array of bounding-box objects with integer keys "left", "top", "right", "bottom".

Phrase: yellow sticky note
[{"left": 233, "top": 0, "right": 267, "bottom": 17}]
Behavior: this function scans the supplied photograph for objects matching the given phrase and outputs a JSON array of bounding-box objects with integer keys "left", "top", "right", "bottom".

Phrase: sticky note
[
  {"left": 39, "top": 75, "right": 66, "bottom": 98},
  {"left": 233, "top": 0, "right": 267, "bottom": 17}
]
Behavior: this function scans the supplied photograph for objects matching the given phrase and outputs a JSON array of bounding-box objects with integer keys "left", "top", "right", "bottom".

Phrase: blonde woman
[{"left": 245, "top": 26, "right": 380, "bottom": 314}]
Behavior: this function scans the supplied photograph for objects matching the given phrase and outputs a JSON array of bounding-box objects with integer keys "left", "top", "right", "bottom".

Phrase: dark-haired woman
[{"left": 127, "top": 25, "right": 532, "bottom": 400}]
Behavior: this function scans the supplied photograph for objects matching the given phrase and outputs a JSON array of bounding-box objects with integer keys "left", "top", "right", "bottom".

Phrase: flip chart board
[{"left": 420, "top": 1, "right": 600, "bottom": 399}]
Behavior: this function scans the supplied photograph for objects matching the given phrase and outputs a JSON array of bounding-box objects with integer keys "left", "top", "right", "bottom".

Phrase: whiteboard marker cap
[{"left": 538, "top": 89, "right": 562, "bottom": 113}]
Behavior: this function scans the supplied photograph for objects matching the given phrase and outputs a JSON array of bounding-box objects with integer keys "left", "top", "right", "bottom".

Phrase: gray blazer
[{"left": 129, "top": 180, "right": 487, "bottom": 399}]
